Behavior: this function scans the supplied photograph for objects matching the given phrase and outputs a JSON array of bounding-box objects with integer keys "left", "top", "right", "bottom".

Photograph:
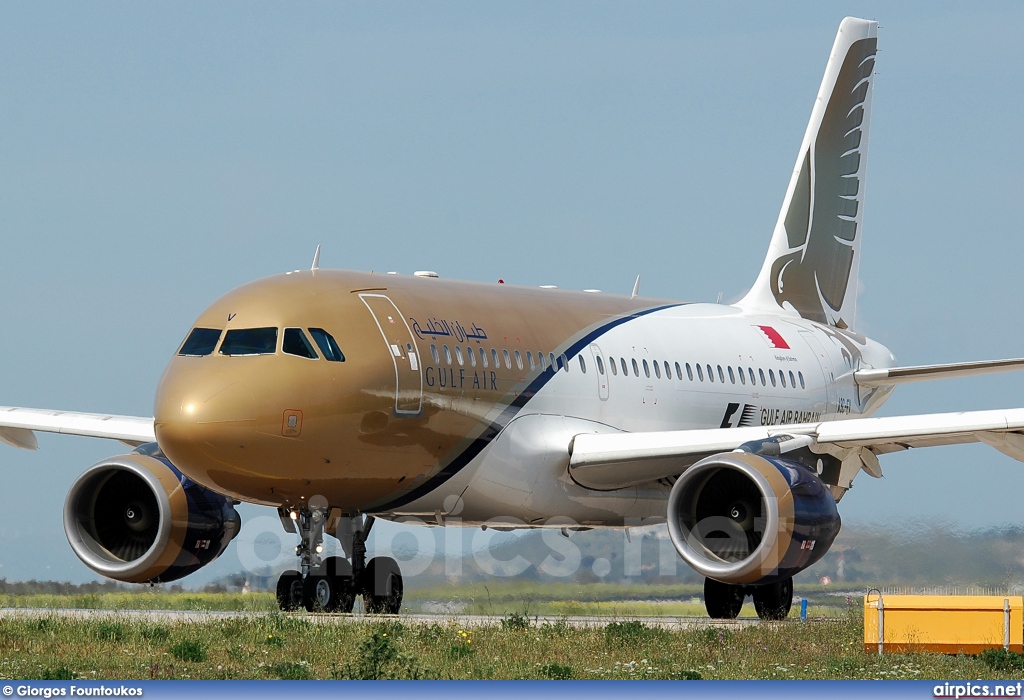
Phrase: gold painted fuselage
[{"left": 154, "top": 270, "right": 668, "bottom": 513}]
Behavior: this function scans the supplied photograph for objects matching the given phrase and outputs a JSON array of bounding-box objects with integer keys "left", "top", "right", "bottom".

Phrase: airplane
[{"left": 4, "top": 16, "right": 1024, "bottom": 621}]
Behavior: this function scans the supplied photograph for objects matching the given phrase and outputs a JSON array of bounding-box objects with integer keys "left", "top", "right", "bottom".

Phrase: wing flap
[{"left": 0, "top": 406, "right": 156, "bottom": 449}]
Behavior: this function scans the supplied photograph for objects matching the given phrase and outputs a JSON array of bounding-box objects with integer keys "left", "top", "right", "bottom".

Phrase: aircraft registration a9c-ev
[{"left": 4, "top": 17, "right": 1024, "bottom": 620}]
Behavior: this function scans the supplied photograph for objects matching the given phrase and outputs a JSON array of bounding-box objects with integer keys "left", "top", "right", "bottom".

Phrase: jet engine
[
  {"left": 666, "top": 451, "right": 840, "bottom": 585},
  {"left": 63, "top": 444, "right": 240, "bottom": 583}
]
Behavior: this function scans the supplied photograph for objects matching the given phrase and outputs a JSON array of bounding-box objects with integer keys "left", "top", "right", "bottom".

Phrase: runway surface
[{"left": 0, "top": 607, "right": 765, "bottom": 629}]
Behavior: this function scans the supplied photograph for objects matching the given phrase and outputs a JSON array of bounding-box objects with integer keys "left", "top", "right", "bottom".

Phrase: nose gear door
[{"left": 359, "top": 294, "right": 423, "bottom": 416}]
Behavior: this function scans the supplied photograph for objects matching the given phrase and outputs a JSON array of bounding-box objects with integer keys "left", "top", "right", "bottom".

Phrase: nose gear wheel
[{"left": 273, "top": 510, "right": 402, "bottom": 615}]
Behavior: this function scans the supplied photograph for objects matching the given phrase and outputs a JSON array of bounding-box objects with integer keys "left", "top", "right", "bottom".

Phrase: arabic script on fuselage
[{"left": 410, "top": 317, "right": 488, "bottom": 344}]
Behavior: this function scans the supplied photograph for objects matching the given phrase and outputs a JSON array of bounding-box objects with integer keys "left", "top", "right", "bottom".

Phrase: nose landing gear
[{"left": 273, "top": 506, "right": 404, "bottom": 614}]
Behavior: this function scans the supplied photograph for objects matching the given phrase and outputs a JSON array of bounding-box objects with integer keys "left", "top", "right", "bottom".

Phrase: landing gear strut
[
  {"left": 703, "top": 576, "right": 794, "bottom": 621},
  {"left": 274, "top": 506, "right": 404, "bottom": 614}
]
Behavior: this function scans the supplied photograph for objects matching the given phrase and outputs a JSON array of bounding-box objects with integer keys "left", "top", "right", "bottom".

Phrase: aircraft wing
[
  {"left": 568, "top": 407, "right": 1024, "bottom": 491},
  {"left": 0, "top": 406, "right": 155, "bottom": 450}
]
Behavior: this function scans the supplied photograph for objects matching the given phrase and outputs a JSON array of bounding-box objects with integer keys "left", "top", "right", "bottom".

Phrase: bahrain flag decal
[{"left": 754, "top": 325, "right": 791, "bottom": 350}]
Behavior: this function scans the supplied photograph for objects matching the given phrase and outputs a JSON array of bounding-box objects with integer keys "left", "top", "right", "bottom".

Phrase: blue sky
[{"left": 1, "top": 2, "right": 1023, "bottom": 582}]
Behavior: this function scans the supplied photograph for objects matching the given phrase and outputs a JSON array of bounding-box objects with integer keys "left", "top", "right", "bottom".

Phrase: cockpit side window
[
  {"left": 283, "top": 328, "right": 319, "bottom": 359},
  {"left": 220, "top": 328, "right": 278, "bottom": 356},
  {"left": 178, "top": 328, "right": 222, "bottom": 357},
  {"left": 309, "top": 328, "right": 345, "bottom": 362}
]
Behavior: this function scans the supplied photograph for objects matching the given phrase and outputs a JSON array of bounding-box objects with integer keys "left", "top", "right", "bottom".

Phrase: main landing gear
[
  {"left": 704, "top": 576, "right": 793, "bottom": 621},
  {"left": 274, "top": 502, "right": 404, "bottom": 614}
]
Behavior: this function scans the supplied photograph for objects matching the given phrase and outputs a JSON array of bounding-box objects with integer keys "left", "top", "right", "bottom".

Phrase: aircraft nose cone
[
  {"left": 155, "top": 368, "right": 255, "bottom": 425},
  {"left": 154, "top": 365, "right": 257, "bottom": 488}
]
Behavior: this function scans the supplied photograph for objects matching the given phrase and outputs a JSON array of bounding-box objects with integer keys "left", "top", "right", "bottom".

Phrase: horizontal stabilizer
[{"left": 855, "top": 358, "right": 1024, "bottom": 388}]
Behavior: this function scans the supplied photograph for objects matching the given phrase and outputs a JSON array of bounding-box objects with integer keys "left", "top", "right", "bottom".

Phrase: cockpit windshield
[
  {"left": 178, "top": 328, "right": 222, "bottom": 357},
  {"left": 309, "top": 328, "right": 345, "bottom": 362},
  {"left": 219, "top": 328, "right": 278, "bottom": 356},
  {"left": 283, "top": 328, "right": 318, "bottom": 359}
]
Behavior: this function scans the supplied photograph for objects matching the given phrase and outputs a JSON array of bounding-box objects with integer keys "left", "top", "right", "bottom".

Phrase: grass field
[
  {"left": 1, "top": 606, "right": 1022, "bottom": 680},
  {"left": 0, "top": 581, "right": 852, "bottom": 618}
]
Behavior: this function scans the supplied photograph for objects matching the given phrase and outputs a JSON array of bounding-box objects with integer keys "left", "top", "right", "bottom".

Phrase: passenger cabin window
[
  {"left": 643, "top": 359, "right": 651, "bottom": 378},
  {"left": 178, "top": 328, "right": 222, "bottom": 357},
  {"left": 578, "top": 355, "right": 586, "bottom": 373},
  {"left": 514, "top": 350, "right": 523, "bottom": 370},
  {"left": 631, "top": 358, "right": 639, "bottom": 377},
  {"left": 675, "top": 362, "right": 683, "bottom": 380},
  {"left": 686, "top": 363, "right": 693, "bottom": 381},
  {"left": 527, "top": 352, "right": 535, "bottom": 370},
  {"left": 220, "top": 327, "right": 277, "bottom": 356},
  {"left": 717, "top": 365, "right": 725, "bottom": 383},
  {"left": 738, "top": 366, "right": 745, "bottom": 385},
  {"left": 283, "top": 328, "right": 318, "bottom": 359},
  {"left": 561, "top": 353, "right": 569, "bottom": 372},
  {"left": 758, "top": 368, "right": 766, "bottom": 386},
  {"left": 493, "top": 349, "right": 501, "bottom": 367},
  {"left": 728, "top": 366, "right": 735, "bottom": 384},
  {"left": 309, "top": 328, "right": 345, "bottom": 362},
  {"left": 620, "top": 358, "right": 628, "bottom": 376},
  {"left": 664, "top": 361, "right": 671, "bottom": 380},
  {"left": 798, "top": 371, "right": 805, "bottom": 389},
  {"left": 443, "top": 345, "right": 453, "bottom": 365},
  {"left": 609, "top": 357, "right": 617, "bottom": 376},
  {"left": 503, "top": 349, "right": 512, "bottom": 369},
  {"left": 480, "top": 347, "right": 489, "bottom": 368},
  {"left": 430, "top": 344, "right": 440, "bottom": 363},
  {"left": 696, "top": 364, "right": 704, "bottom": 382},
  {"left": 769, "top": 369, "right": 777, "bottom": 387},
  {"left": 468, "top": 347, "right": 477, "bottom": 367},
  {"left": 455, "top": 346, "right": 464, "bottom": 365},
  {"left": 789, "top": 371, "right": 797, "bottom": 388},
  {"left": 596, "top": 356, "right": 605, "bottom": 375},
  {"left": 652, "top": 360, "right": 660, "bottom": 379}
]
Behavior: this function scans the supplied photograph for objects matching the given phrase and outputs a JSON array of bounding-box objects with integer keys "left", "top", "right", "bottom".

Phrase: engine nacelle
[
  {"left": 666, "top": 452, "right": 840, "bottom": 585},
  {"left": 63, "top": 444, "right": 240, "bottom": 583}
]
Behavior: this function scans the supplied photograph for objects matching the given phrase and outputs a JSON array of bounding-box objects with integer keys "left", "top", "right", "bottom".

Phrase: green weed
[
  {"left": 93, "top": 621, "right": 127, "bottom": 642},
  {"left": 269, "top": 661, "right": 311, "bottom": 680},
  {"left": 501, "top": 612, "right": 530, "bottom": 630},
  {"left": 169, "top": 639, "right": 207, "bottom": 663},
  {"left": 540, "top": 662, "right": 574, "bottom": 679},
  {"left": 978, "top": 648, "right": 1024, "bottom": 672}
]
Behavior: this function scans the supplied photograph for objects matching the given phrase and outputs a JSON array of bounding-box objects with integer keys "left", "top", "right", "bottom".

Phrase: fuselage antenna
[
  {"left": 631, "top": 274, "right": 641, "bottom": 299},
  {"left": 311, "top": 244, "right": 321, "bottom": 272}
]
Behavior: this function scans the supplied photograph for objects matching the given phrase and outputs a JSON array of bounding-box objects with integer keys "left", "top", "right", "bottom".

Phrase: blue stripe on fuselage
[{"left": 373, "top": 303, "right": 683, "bottom": 511}]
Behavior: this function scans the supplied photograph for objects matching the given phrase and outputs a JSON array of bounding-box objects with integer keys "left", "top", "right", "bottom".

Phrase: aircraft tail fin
[{"left": 738, "top": 17, "right": 878, "bottom": 329}]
